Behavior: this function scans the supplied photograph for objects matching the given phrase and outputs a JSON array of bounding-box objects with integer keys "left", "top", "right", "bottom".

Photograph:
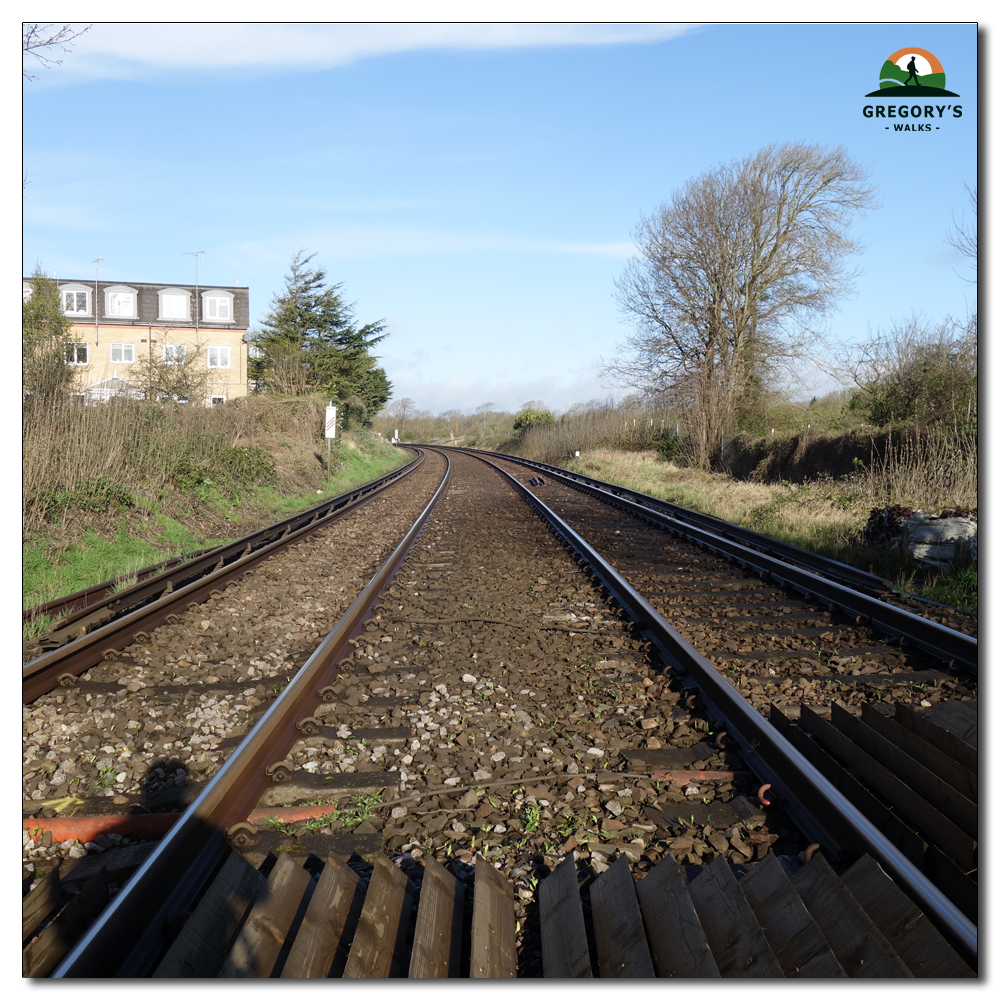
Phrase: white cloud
[{"left": 48, "top": 22, "right": 699, "bottom": 82}]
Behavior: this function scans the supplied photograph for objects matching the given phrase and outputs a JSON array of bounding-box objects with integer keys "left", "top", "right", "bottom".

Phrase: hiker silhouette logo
[{"left": 866, "top": 48, "right": 959, "bottom": 97}]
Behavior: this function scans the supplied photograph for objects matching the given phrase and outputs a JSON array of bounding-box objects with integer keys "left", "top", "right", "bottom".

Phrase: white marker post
[{"left": 325, "top": 403, "right": 337, "bottom": 484}]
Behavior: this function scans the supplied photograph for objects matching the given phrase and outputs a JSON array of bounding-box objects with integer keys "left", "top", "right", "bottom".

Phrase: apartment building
[{"left": 23, "top": 276, "right": 251, "bottom": 405}]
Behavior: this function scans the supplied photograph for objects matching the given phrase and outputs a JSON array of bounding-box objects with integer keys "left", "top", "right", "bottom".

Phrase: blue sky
[{"left": 22, "top": 16, "right": 979, "bottom": 415}]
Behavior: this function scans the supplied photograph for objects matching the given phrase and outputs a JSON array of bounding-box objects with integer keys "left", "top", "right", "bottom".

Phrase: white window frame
[
  {"left": 110, "top": 343, "right": 135, "bottom": 364},
  {"left": 61, "top": 285, "right": 91, "bottom": 316},
  {"left": 104, "top": 285, "right": 138, "bottom": 319},
  {"left": 247, "top": 342, "right": 264, "bottom": 360},
  {"left": 206, "top": 345, "right": 231, "bottom": 369},
  {"left": 23, "top": 283, "right": 32, "bottom": 302},
  {"left": 202, "top": 290, "right": 235, "bottom": 323},
  {"left": 82, "top": 378, "right": 143, "bottom": 403},
  {"left": 157, "top": 288, "right": 191, "bottom": 322},
  {"left": 65, "top": 342, "right": 89, "bottom": 365},
  {"left": 162, "top": 344, "right": 187, "bottom": 365},
  {"left": 209, "top": 395, "right": 227, "bottom": 407}
]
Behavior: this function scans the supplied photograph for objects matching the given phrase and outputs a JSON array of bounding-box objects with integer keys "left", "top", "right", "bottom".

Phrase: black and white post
[{"left": 325, "top": 402, "right": 337, "bottom": 484}]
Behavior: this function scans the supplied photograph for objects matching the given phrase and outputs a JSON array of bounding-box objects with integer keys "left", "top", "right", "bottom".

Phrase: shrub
[
  {"left": 512, "top": 407, "right": 556, "bottom": 436},
  {"left": 35, "top": 476, "right": 135, "bottom": 521}
]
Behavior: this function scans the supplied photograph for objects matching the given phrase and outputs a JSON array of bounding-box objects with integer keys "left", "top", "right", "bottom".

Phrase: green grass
[
  {"left": 265, "top": 792, "right": 383, "bottom": 836},
  {"left": 258, "top": 446, "right": 409, "bottom": 519},
  {"left": 22, "top": 446, "right": 408, "bottom": 612},
  {"left": 22, "top": 612, "right": 55, "bottom": 637},
  {"left": 900, "top": 563, "right": 978, "bottom": 613},
  {"left": 22, "top": 519, "right": 224, "bottom": 611}
]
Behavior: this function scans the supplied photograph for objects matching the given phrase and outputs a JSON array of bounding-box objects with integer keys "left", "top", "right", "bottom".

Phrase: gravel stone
[{"left": 23, "top": 456, "right": 444, "bottom": 868}]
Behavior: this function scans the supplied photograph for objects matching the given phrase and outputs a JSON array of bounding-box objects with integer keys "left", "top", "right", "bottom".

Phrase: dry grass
[
  {"left": 570, "top": 449, "right": 860, "bottom": 550},
  {"left": 850, "top": 428, "right": 978, "bottom": 513},
  {"left": 22, "top": 395, "right": 406, "bottom": 609},
  {"left": 22, "top": 395, "right": 341, "bottom": 535},
  {"left": 557, "top": 444, "right": 977, "bottom": 593},
  {"left": 516, "top": 407, "right": 673, "bottom": 463}
]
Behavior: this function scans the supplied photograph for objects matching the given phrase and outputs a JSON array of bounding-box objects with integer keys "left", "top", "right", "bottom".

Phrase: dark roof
[{"left": 24, "top": 277, "right": 250, "bottom": 328}]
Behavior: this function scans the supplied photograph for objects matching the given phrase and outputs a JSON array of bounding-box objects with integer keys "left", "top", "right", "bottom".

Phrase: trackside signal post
[{"left": 325, "top": 403, "right": 337, "bottom": 484}]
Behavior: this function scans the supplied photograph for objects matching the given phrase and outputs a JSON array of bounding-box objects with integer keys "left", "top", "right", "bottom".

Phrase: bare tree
[
  {"left": 475, "top": 401, "right": 495, "bottom": 428},
  {"left": 441, "top": 409, "right": 462, "bottom": 437},
  {"left": 131, "top": 344, "right": 215, "bottom": 405},
  {"left": 384, "top": 397, "right": 416, "bottom": 423},
  {"left": 947, "top": 184, "right": 977, "bottom": 283},
  {"left": 605, "top": 142, "right": 877, "bottom": 468},
  {"left": 23, "top": 23, "right": 91, "bottom": 80}
]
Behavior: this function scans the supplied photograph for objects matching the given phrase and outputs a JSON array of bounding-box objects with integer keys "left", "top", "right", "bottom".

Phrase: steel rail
[
  {"left": 459, "top": 447, "right": 895, "bottom": 596},
  {"left": 22, "top": 450, "right": 425, "bottom": 703},
  {"left": 470, "top": 452, "right": 978, "bottom": 970},
  {"left": 460, "top": 448, "right": 977, "bottom": 677},
  {"left": 25, "top": 450, "right": 422, "bottom": 641},
  {"left": 52, "top": 451, "right": 452, "bottom": 978},
  {"left": 22, "top": 550, "right": 213, "bottom": 622}
]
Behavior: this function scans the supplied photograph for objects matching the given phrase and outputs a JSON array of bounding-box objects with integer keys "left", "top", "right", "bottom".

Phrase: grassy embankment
[
  {"left": 504, "top": 408, "right": 977, "bottom": 612},
  {"left": 553, "top": 450, "right": 976, "bottom": 610},
  {"left": 23, "top": 396, "right": 407, "bottom": 619}
]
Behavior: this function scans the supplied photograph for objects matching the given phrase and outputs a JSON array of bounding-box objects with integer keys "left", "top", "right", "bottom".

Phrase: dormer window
[
  {"left": 61, "top": 285, "right": 91, "bottom": 316},
  {"left": 104, "top": 285, "right": 138, "bottom": 319},
  {"left": 158, "top": 288, "right": 191, "bottom": 322},
  {"left": 202, "top": 290, "right": 234, "bottom": 323}
]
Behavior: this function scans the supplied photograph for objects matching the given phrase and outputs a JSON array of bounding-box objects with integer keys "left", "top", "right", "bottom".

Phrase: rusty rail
[
  {"left": 458, "top": 448, "right": 977, "bottom": 677},
  {"left": 51, "top": 451, "right": 451, "bottom": 977},
  {"left": 466, "top": 452, "right": 978, "bottom": 970},
  {"left": 23, "top": 451, "right": 424, "bottom": 703},
  {"left": 24, "top": 450, "right": 421, "bottom": 640}
]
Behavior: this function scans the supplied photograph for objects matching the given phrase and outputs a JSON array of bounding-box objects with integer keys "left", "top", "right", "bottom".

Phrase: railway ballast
[{"left": 23, "top": 446, "right": 976, "bottom": 977}]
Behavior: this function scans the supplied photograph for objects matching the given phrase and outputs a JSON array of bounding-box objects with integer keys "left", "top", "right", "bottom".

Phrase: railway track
[
  {"left": 22, "top": 450, "right": 422, "bottom": 680},
  {"left": 22, "top": 447, "right": 977, "bottom": 977}
]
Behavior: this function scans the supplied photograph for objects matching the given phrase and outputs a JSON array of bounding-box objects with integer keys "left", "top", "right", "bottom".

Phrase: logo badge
[{"left": 866, "top": 48, "right": 959, "bottom": 97}]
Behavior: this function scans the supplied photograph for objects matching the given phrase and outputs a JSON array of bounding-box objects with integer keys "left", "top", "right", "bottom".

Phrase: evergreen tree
[
  {"left": 23, "top": 264, "right": 75, "bottom": 401},
  {"left": 249, "top": 251, "right": 392, "bottom": 425}
]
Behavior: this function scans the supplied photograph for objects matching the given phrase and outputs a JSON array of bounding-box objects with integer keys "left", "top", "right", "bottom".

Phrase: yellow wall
[{"left": 66, "top": 322, "right": 249, "bottom": 402}]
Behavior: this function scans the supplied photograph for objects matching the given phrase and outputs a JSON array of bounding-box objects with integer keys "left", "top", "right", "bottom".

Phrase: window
[
  {"left": 158, "top": 288, "right": 190, "bottom": 321},
  {"left": 22, "top": 283, "right": 32, "bottom": 302},
  {"left": 210, "top": 395, "right": 226, "bottom": 407},
  {"left": 161, "top": 295, "right": 187, "bottom": 319},
  {"left": 104, "top": 286, "right": 137, "bottom": 318},
  {"left": 202, "top": 290, "right": 234, "bottom": 323},
  {"left": 247, "top": 343, "right": 264, "bottom": 360},
  {"left": 162, "top": 344, "right": 187, "bottom": 365},
  {"left": 82, "top": 376, "right": 143, "bottom": 403},
  {"left": 207, "top": 346, "right": 230, "bottom": 368},
  {"left": 62, "top": 289, "right": 90, "bottom": 315},
  {"left": 110, "top": 343, "right": 135, "bottom": 363},
  {"left": 65, "top": 343, "right": 88, "bottom": 365},
  {"left": 205, "top": 297, "right": 230, "bottom": 320}
]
